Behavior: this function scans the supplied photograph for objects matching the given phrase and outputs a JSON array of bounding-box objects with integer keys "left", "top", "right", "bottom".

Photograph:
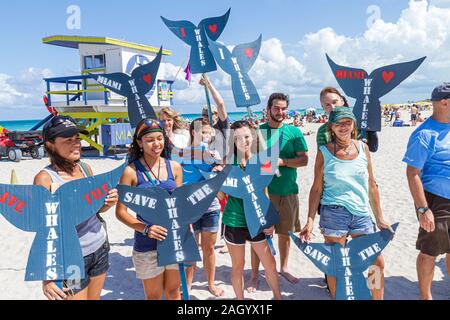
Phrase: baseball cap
[
  {"left": 43, "top": 116, "right": 89, "bottom": 141},
  {"left": 328, "top": 107, "right": 357, "bottom": 124},
  {"left": 431, "top": 83, "right": 450, "bottom": 101}
]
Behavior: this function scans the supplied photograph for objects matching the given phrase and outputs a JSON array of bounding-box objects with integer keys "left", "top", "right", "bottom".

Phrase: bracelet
[{"left": 142, "top": 225, "right": 151, "bottom": 237}]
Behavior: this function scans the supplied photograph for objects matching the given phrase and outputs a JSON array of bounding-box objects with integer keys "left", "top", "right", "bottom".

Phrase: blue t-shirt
[{"left": 403, "top": 118, "right": 450, "bottom": 200}]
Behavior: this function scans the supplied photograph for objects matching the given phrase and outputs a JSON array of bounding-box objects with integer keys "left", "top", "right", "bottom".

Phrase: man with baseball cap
[{"left": 403, "top": 83, "right": 450, "bottom": 300}]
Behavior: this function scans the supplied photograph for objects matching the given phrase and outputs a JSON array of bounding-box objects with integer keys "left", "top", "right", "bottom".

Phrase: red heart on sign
[
  {"left": 180, "top": 27, "right": 186, "bottom": 38},
  {"left": 143, "top": 74, "right": 152, "bottom": 85},
  {"left": 244, "top": 48, "right": 253, "bottom": 58},
  {"left": 208, "top": 24, "right": 218, "bottom": 33},
  {"left": 382, "top": 71, "right": 394, "bottom": 84},
  {"left": 261, "top": 161, "right": 273, "bottom": 174}
]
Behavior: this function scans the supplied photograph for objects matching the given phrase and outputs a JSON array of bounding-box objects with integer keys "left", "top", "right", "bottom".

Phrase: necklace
[
  {"left": 334, "top": 140, "right": 353, "bottom": 156},
  {"left": 143, "top": 157, "right": 161, "bottom": 184}
]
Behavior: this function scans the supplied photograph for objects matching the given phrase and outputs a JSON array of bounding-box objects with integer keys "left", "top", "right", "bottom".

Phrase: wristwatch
[
  {"left": 142, "top": 225, "right": 151, "bottom": 237},
  {"left": 416, "top": 207, "right": 429, "bottom": 219}
]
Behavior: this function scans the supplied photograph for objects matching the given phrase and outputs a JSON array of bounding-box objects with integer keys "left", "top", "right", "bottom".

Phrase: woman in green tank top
[{"left": 218, "top": 120, "right": 282, "bottom": 300}]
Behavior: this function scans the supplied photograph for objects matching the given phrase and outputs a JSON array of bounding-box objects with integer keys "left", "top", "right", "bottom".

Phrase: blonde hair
[{"left": 159, "top": 107, "right": 185, "bottom": 131}]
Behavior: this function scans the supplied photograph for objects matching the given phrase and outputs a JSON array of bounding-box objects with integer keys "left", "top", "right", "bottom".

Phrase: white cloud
[{"left": 2, "top": 0, "right": 449, "bottom": 118}]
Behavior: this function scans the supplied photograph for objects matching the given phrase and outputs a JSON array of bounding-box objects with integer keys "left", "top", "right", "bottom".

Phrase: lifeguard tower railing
[{"left": 44, "top": 73, "right": 174, "bottom": 155}]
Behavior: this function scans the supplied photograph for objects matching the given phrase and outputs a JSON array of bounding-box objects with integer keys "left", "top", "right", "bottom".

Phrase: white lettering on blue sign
[
  {"left": 45, "top": 202, "right": 60, "bottom": 280},
  {"left": 231, "top": 57, "right": 251, "bottom": 101},
  {"left": 195, "top": 29, "right": 206, "bottom": 67},
  {"left": 361, "top": 78, "right": 373, "bottom": 129},
  {"left": 304, "top": 246, "right": 331, "bottom": 266}
]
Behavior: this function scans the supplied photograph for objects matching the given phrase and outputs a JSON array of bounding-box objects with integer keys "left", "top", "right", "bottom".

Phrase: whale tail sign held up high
[
  {"left": 326, "top": 54, "right": 426, "bottom": 132},
  {"left": 90, "top": 47, "right": 164, "bottom": 128},
  {"left": 290, "top": 223, "right": 399, "bottom": 300},
  {"left": 0, "top": 162, "right": 126, "bottom": 283},
  {"left": 161, "top": 8, "right": 231, "bottom": 74},
  {"left": 207, "top": 35, "right": 262, "bottom": 108}
]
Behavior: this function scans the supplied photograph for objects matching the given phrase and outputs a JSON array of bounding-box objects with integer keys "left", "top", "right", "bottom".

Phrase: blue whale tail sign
[
  {"left": 326, "top": 54, "right": 426, "bottom": 132},
  {"left": 161, "top": 8, "right": 231, "bottom": 74},
  {"left": 0, "top": 162, "right": 126, "bottom": 282},
  {"left": 291, "top": 223, "right": 399, "bottom": 300},
  {"left": 90, "top": 47, "right": 164, "bottom": 128},
  {"left": 207, "top": 35, "right": 262, "bottom": 108}
]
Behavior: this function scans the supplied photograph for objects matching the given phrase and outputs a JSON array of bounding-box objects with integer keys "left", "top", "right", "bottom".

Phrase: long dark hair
[
  {"left": 128, "top": 121, "right": 172, "bottom": 164},
  {"left": 44, "top": 140, "right": 79, "bottom": 174}
]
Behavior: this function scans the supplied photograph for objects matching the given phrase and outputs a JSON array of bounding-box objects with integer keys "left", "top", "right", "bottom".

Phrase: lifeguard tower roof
[{"left": 42, "top": 35, "right": 172, "bottom": 56}]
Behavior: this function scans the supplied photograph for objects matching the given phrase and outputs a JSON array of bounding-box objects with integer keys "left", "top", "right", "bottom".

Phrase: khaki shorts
[
  {"left": 416, "top": 192, "right": 450, "bottom": 257},
  {"left": 270, "top": 194, "right": 301, "bottom": 235},
  {"left": 132, "top": 250, "right": 179, "bottom": 280}
]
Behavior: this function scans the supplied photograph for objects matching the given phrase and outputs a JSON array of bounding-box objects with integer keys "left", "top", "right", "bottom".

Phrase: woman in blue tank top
[
  {"left": 34, "top": 116, "right": 119, "bottom": 300},
  {"left": 115, "top": 118, "right": 183, "bottom": 300},
  {"left": 300, "top": 108, "right": 393, "bottom": 300}
]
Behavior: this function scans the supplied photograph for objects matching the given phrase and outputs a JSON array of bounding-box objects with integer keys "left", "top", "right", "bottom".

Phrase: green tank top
[{"left": 222, "top": 163, "right": 247, "bottom": 228}]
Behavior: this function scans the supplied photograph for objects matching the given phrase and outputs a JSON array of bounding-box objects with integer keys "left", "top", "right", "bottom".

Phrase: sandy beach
[{"left": 1, "top": 110, "right": 448, "bottom": 300}]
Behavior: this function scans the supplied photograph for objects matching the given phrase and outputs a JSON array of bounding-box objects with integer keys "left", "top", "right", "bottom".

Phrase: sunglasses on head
[
  {"left": 43, "top": 116, "right": 77, "bottom": 130},
  {"left": 136, "top": 119, "right": 165, "bottom": 138}
]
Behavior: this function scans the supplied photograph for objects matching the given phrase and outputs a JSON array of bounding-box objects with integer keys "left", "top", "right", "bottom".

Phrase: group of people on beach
[{"left": 26, "top": 75, "right": 449, "bottom": 300}]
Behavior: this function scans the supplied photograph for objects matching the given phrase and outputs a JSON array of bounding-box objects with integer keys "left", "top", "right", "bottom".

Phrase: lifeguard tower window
[{"left": 84, "top": 54, "right": 106, "bottom": 70}]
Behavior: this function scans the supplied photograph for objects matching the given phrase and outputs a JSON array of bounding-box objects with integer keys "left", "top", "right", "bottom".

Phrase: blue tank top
[
  {"left": 133, "top": 159, "right": 177, "bottom": 252},
  {"left": 320, "top": 141, "right": 370, "bottom": 217}
]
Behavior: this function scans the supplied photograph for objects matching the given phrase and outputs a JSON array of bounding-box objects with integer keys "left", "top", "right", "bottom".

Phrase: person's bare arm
[
  {"left": 279, "top": 151, "right": 309, "bottom": 168},
  {"left": 406, "top": 165, "right": 435, "bottom": 233},
  {"left": 365, "top": 144, "right": 393, "bottom": 233},
  {"left": 201, "top": 74, "right": 227, "bottom": 122}
]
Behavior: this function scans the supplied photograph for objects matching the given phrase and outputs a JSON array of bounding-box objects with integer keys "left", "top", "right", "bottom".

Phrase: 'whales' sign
[
  {"left": 0, "top": 163, "right": 125, "bottom": 282},
  {"left": 290, "top": 223, "right": 399, "bottom": 300},
  {"left": 203, "top": 147, "right": 279, "bottom": 238},
  {"left": 161, "top": 9, "right": 230, "bottom": 74},
  {"left": 326, "top": 55, "right": 426, "bottom": 132},
  {"left": 118, "top": 166, "right": 231, "bottom": 266},
  {"left": 90, "top": 47, "right": 163, "bottom": 128},
  {"left": 207, "top": 35, "right": 262, "bottom": 108}
]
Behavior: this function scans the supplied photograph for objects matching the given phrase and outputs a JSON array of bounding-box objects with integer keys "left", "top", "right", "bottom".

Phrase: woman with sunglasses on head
[
  {"left": 115, "top": 118, "right": 183, "bottom": 300},
  {"left": 181, "top": 118, "right": 225, "bottom": 297},
  {"left": 34, "top": 116, "right": 119, "bottom": 300},
  {"left": 300, "top": 108, "right": 393, "bottom": 300},
  {"left": 219, "top": 120, "right": 282, "bottom": 300}
]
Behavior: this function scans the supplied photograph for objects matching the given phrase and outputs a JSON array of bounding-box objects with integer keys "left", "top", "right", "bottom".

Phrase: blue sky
[{"left": 1, "top": 0, "right": 449, "bottom": 120}]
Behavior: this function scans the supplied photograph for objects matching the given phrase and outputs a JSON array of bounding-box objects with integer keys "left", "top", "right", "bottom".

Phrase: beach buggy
[{"left": 0, "top": 127, "right": 44, "bottom": 162}]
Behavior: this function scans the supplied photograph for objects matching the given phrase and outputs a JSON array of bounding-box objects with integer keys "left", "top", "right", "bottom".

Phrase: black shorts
[
  {"left": 416, "top": 192, "right": 450, "bottom": 257},
  {"left": 64, "top": 241, "right": 110, "bottom": 295},
  {"left": 224, "top": 225, "right": 266, "bottom": 245}
]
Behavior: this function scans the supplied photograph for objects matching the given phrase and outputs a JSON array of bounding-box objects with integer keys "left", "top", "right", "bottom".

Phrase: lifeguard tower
[{"left": 42, "top": 35, "right": 174, "bottom": 154}]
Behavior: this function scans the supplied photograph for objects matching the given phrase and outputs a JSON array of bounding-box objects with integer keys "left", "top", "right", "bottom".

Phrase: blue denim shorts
[
  {"left": 319, "top": 205, "right": 376, "bottom": 238},
  {"left": 193, "top": 210, "right": 220, "bottom": 233},
  {"left": 65, "top": 241, "right": 110, "bottom": 295}
]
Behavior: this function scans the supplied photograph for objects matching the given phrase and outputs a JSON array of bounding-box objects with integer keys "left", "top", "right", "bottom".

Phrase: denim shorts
[
  {"left": 65, "top": 241, "right": 110, "bottom": 295},
  {"left": 193, "top": 210, "right": 220, "bottom": 233},
  {"left": 319, "top": 205, "right": 375, "bottom": 238}
]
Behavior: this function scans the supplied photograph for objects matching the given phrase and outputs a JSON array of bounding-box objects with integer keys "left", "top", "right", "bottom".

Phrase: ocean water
[{"left": 0, "top": 109, "right": 316, "bottom": 131}]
